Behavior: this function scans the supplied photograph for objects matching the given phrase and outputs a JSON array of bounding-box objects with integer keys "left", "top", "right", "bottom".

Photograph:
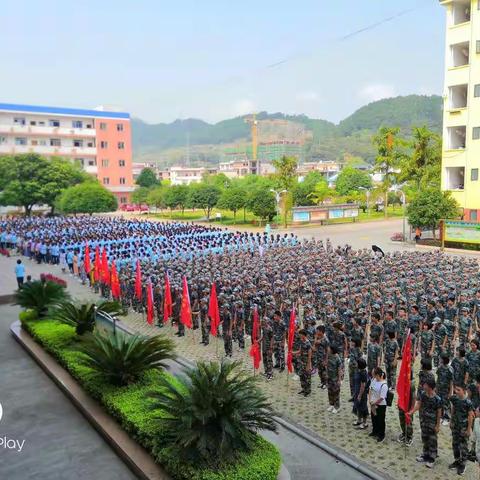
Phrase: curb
[{"left": 10, "top": 320, "right": 170, "bottom": 480}]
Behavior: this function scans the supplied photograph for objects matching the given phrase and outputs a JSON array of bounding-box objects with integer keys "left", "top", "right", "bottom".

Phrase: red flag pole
[
  {"left": 135, "top": 260, "right": 142, "bottom": 301},
  {"left": 147, "top": 281, "right": 154, "bottom": 325}
]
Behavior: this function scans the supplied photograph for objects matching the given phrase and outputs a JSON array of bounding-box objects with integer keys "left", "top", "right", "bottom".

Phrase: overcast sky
[{"left": 2, "top": 0, "right": 445, "bottom": 124}]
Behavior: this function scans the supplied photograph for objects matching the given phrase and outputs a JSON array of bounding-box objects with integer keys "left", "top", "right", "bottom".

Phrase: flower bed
[
  {"left": 40, "top": 273, "right": 67, "bottom": 288},
  {"left": 21, "top": 318, "right": 281, "bottom": 480}
]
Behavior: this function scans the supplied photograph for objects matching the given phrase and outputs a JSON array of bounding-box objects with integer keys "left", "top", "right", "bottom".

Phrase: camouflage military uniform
[
  {"left": 348, "top": 345, "right": 362, "bottom": 397},
  {"left": 200, "top": 301, "right": 210, "bottom": 345},
  {"left": 458, "top": 315, "right": 472, "bottom": 348},
  {"left": 466, "top": 349, "right": 480, "bottom": 382},
  {"left": 436, "top": 363, "right": 454, "bottom": 421},
  {"left": 420, "top": 329, "right": 434, "bottom": 363},
  {"left": 418, "top": 390, "right": 442, "bottom": 461},
  {"left": 367, "top": 342, "right": 382, "bottom": 376},
  {"left": 314, "top": 335, "right": 329, "bottom": 386},
  {"left": 384, "top": 337, "right": 399, "bottom": 389},
  {"left": 272, "top": 319, "right": 286, "bottom": 370},
  {"left": 433, "top": 322, "right": 447, "bottom": 367},
  {"left": 261, "top": 321, "right": 274, "bottom": 378},
  {"left": 452, "top": 357, "right": 469, "bottom": 386},
  {"left": 327, "top": 352, "right": 343, "bottom": 408},
  {"left": 329, "top": 329, "right": 347, "bottom": 359},
  {"left": 299, "top": 338, "right": 312, "bottom": 394},
  {"left": 234, "top": 306, "right": 246, "bottom": 349},
  {"left": 222, "top": 309, "right": 233, "bottom": 356},
  {"left": 292, "top": 331, "right": 301, "bottom": 375},
  {"left": 450, "top": 394, "right": 474, "bottom": 468}
]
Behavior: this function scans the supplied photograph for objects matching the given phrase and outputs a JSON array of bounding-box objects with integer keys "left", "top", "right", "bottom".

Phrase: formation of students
[{"left": 5, "top": 215, "right": 480, "bottom": 476}]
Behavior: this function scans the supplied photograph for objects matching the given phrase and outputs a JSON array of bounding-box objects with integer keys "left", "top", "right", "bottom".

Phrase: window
[
  {"left": 118, "top": 141, "right": 125, "bottom": 149},
  {"left": 472, "top": 168, "right": 479, "bottom": 181},
  {"left": 118, "top": 159, "right": 125, "bottom": 167},
  {"left": 475, "top": 85, "right": 480, "bottom": 97},
  {"left": 103, "top": 177, "right": 110, "bottom": 185},
  {"left": 100, "top": 141, "right": 108, "bottom": 149},
  {"left": 0, "top": 136, "right": 6, "bottom": 144},
  {"left": 99, "top": 122, "right": 107, "bottom": 130},
  {"left": 75, "top": 158, "right": 85, "bottom": 167},
  {"left": 474, "top": 127, "right": 480, "bottom": 140},
  {"left": 49, "top": 119, "right": 60, "bottom": 127},
  {"left": 38, "top": 139, "right": 46, "bottom": 146},
  {"left": 101, "top": 159, "right": 109, "bottom": 167},
  {"left": 13, "top": 117, "right": 25, "bottom": 125},
  {"left": 73, "top": 139, "right": 83, "bottom": 147},
  {"left": 30, "top": 121, "right": 36, "bottom": 126},
  {"left": 15, "top": 137, "right": 27, "bottom": 145},
  {"left": 116, "top": 123, "right": 124, "bottom": 132},
  {"left": 87, "top": 141, "right": 94, "bottom": 148},
  {"left": 39, "top": 121, "right": 45, "bottom": 126},
  {"left": 472, "top": 210, "right": 478, "bottom": 221},
  {"left": 88, "top": 159, "right": 96, "bottom": 166},
  {"left": 119, "top": 177, "right": 126, "bottom": 185},
  {"left": 31, "top": 140, "right": 38, "bottom": 146},
  {"left": 86, "top": 123, "right": 92, "bottom": 129},
  {"left": 72, "top": 120, "right": 83, "bottom": 128},
  {"left": 477, "top": 41, "right": 480, "bottom": 55},
  {"left": 50, "top": 138, "right": 61, "bottom": 147},
  {"left": 120, "top": 196, "right": 127, "bottom": 204}
]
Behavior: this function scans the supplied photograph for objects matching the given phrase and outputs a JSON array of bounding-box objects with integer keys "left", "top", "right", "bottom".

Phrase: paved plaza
[{"left": 2, "top": 217, "right": 480, "bottom": 480}]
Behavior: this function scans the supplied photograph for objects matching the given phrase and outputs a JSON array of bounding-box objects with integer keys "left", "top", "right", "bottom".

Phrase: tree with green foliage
[
  {"left": 308, "top": 178, "right": 336, "bottom": 205},
  {"left": 58, "top": 182, "right": 117, "bottom": 215},
  {"left": 273, "top": 155, "right": 298, "bottom": 190},
  {"left": 15, "top": 280, "right": 70, "bottom": 318},
  {"left": 335, "top": 166, "right": 372, "bottom": 196},
  {"left": 164, "top": 185, "right": 189, "bottom": 214},
  {"left": 188, "top": 184, "right": 221, "bottom": 219},
  {"left": 146, "top": 186, "right": 167, "bottom": 210},
  {"left": 400, "top": 126, "right": 442, "bottom": 189},
  {"left": 135, "top": 168, "right": 159, "bottom": 188},
  {"left": 217, "top": 186, "right": 247, "bottom": 222},
  {"left": 372, "top": 127, "right": 406, "bottom": 217},
  {"left": 149, "top": 360, "right": 276, "bottom": 467},
  {"left": 131, "top": 186, "right": 150, "bottom": 204},
  {"left": 292, "top": 171, "right": 324, "bottom": 206},
  {"left": 246, "top": 186, "right": 276, "bottom": 222},
  {"left": 202, "top": 172, "right": 231, "bottom": 189},
  {"left": 407, "top": 189, "right": 459, "bottom": 239}
]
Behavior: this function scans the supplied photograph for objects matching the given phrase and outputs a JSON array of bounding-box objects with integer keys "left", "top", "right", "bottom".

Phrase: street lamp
[{"left": 270, "top": 189, "right": 287, "bottom": 226}]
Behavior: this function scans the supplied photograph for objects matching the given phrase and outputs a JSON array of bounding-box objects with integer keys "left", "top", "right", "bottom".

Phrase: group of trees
[{"left": 0, "top": 154, "right": 118, "bottom": 215}]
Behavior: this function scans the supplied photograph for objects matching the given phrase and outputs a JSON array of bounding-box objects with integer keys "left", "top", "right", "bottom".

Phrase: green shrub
[
  {"left": 19, "top": 309, "right": 38, "bottom": 324},
  {"left": 22, "top": 319, "right": 281, "bottom": 480},
  {"left": 15, "top": 280, "right": 70, "bottom": 317}
]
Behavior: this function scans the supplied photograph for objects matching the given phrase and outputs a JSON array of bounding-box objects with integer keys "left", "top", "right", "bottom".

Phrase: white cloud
[
  {"left": 295, "top": 91, "right": 321, "bottom": 102},
  {"left": 358, "top": 84, "right": 397, "bottom": 103},
  {"left": 232, "top": 99, "right": 257, "bottom": 117}
]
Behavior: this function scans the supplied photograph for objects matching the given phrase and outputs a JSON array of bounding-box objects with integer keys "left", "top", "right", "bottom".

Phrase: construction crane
[{"left": 244, "top": 113, "right": 259, "bottom": 174}]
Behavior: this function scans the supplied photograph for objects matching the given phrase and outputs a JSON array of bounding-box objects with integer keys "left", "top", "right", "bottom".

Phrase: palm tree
[
  {"left": 54, "top": 301, "right": 123, "bottom": 335},
  {"left": 307, "top": 179, "right": 336, "bottom": 205},
  {"left": 150, "top": 360, "right": 277, "bottom": 467},
  {"left": 14, "top": 280, "right": 70, "bottom": 317},
  {"left": 81, "top": 331, "right": 175, "bottom": 386}
]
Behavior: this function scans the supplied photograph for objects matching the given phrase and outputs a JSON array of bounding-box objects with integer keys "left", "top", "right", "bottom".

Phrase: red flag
[
  {"left": 286, "top": 307, "right": 296, "bottom": 373},
  {"left": 208, "top": 282, "right": 220, "bottom": 337},
  {"left": 397, "top": 331, "right": 412, "bottom": 425},
  {"left": 135, "top": 260, "right": 142, "bottom": 300},
  {"left": 180, "top": 276, "right": 192, "bottom": 329},
  {"left": 84, "top": 243, "right": 91, "bottom": 275},
  {"left": 110, "top": 260, "right": 120, "bottom": 299},
  {"left": 94, "top": 246, "right": 100, "bottom": 282},
  {"left": 101, "top": 248, "right": 110, "bottom": 285},
  {"left": 249, "top": 306, "right": 261, "bottom": 370},
  {"left": 146, "top": 281, "right": 154, "bottom": 325},
  {"left": 163, "top": 273, "right": 173, "bottom": 323}
]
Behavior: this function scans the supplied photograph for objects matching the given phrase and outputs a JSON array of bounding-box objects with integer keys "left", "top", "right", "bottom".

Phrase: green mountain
[{"left": 132, "top": 94, "right": 442, "bottom": 166}]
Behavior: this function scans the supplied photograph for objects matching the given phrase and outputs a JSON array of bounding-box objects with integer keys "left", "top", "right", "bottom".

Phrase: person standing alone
[{"left": 15, "top": 259, "right": 25, "bottom": 288}]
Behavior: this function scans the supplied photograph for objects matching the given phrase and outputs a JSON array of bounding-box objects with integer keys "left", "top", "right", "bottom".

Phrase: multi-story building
[
  {"left": 218, "top": 160, "right": 251, "bottom": 178},
  {"left": 0, "top": 102, "right": 134, "bottom": 204},
  {"left": 439, "top": 1, "right": 480, "bottom": 220},
  {"left": 170, "top": 166, "right": 217, "bottom": 185},
  {"left": 297, "top": 161, "right": 342, "bottom": 181}
]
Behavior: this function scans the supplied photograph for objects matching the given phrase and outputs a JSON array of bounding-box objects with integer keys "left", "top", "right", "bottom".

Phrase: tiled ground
[{"left": 2, "top": 253, "right": 478, "bottom": 480}]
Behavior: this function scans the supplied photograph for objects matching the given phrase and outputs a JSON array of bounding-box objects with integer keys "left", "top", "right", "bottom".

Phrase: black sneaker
[
  {"left": 303, "top": 391, "right": 311, "bottom": 397},
  {"left": 368, "top": 432, "right": 377, "bottom": 438},
  {"left": 376, "top": 436, "right": 385, "bottom": 443},
  {"left": 448, "top": 461, "right": 459, "bottom": 470},
  {"left": 297, "top": 390, "right": 305, "bottom": 395},
  {"left": 457, "top": 464, "right": 466, "bottom": 476},
  {"left": 348, "top": 397, "right": 354, "bottom": 402}
]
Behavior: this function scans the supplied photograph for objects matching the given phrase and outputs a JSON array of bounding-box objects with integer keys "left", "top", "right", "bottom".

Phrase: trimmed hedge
[{"left": 22, "top": 319, "right": 281, "bottom": 480}]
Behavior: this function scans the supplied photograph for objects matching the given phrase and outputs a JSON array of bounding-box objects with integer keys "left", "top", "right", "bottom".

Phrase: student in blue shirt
[{"left": 15, "top": 259, "right": 25, "bottom": 288}]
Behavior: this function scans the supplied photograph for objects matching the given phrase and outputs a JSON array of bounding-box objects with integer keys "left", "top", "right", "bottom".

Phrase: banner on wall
[{"left": 444, "top": 220, "right": 480, "bottom": 245}]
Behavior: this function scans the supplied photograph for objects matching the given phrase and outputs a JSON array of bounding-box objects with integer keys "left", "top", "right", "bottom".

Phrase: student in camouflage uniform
[
  {"left": 348, "top": 338, "right": 362, "bottom": 400},
  {"left": 396, "top": 306, "right": 408, "bottom": 356},
  {"left": 467, "top": 339, "right": 480, "bottom": 382},
  {"left": 452, "top": 347, "right": 470, "bottom": 386},
  {"left": 200, "top": 297, "right": 210, "bottom": 345},
  {"left": 409, "top": 377, "right": 442, "bottom": 469},
  {"left": 369, "top": 313, "right": 384, "bottom": 346},
  {"left": 327, "top": 344, "right": 343, "bottom": 412},
  {"left": 313, "top": 324, "right": 329, "bottom": 389},
  {"left": 419, "top": 322, "right": 435, "bottom": 363},
  {"left": 234, "top": 302, "right": 246, "bottom": 349},
  {"left": 437, "top": 353, "right": 454, "bottom": 424},
  {"left": 272, "top": 310, "right": 286, "bottom": 371},
  {"left": 384, "top": 331, "right": 399, "bottom": 389},
  {"left": 433, "top": 317, "right": 448, "bottom": 367},
  {"left": 367, "top": 334, "right": 382, "bottom": 378},
  {"left": 458, "top": 307, "right": 473, "bottom": 349},
  {"left": 330, "top": 321, "right": 348, "bottom": 360},
  {"left": 444, "top": 298, "right": 458, "bottom": 358},
  {"left": 295, "top": 329, "right": 312, "bottom": 396},
  {"left": 398, "top": 376, "right": 416, "bottom": 446},
  {"left": 417, "top": 358, "right": 435, "bottom": 400},
  {"left": 221, "top": 304, "right": 233, "bottom": 357},
  {"left": 449, "top": 383, "right": 474, "bottom": 476},
  {"left": 260, "top": 317, "right": 274, "bottom": 380}
]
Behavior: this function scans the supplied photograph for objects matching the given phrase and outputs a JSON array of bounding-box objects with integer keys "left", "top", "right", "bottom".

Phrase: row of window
[
  {"left": 102, "top": 177, "right": 127, "bottom": 185},
  {"left": 12, "top": 117, "right": 126, "bottom": 132},
  {"left": 99, "top": 141, "right": 125, "bottom": 149},
  {"left": 100, "top": 159, "right": 126, "bottom": 167},
  {"left": 8, "top": 137, "right": 126, "bottom": 149}
]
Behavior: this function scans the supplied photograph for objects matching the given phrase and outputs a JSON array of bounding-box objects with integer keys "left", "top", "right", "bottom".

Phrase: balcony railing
[{"left": 0, "top": 124, "right": 96, "bottom": 137}]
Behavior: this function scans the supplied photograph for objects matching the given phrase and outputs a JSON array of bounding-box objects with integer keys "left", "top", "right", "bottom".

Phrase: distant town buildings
[
  {"left": 440, "top": 1, "right": 479, "bottom": 220},
  {"left": 0, "top": 102, "right": 134, "bottom": 204},
  {"left": 169, "top": 166, "right": 217, "bottom": 185}
]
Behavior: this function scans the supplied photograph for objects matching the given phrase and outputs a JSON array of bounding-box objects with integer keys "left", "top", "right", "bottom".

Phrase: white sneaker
[
  {"left": 293, "top": 375, "right": 299, "bottom": 381},
  {"left": 327, "top": 405, "right": 334, "bottom": 412},
  {"left": 332, "top": 407, "right": 338, "bottom": 414},
  {"left": 441, "top": 419, "right": 449, "bottom": 426}
]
